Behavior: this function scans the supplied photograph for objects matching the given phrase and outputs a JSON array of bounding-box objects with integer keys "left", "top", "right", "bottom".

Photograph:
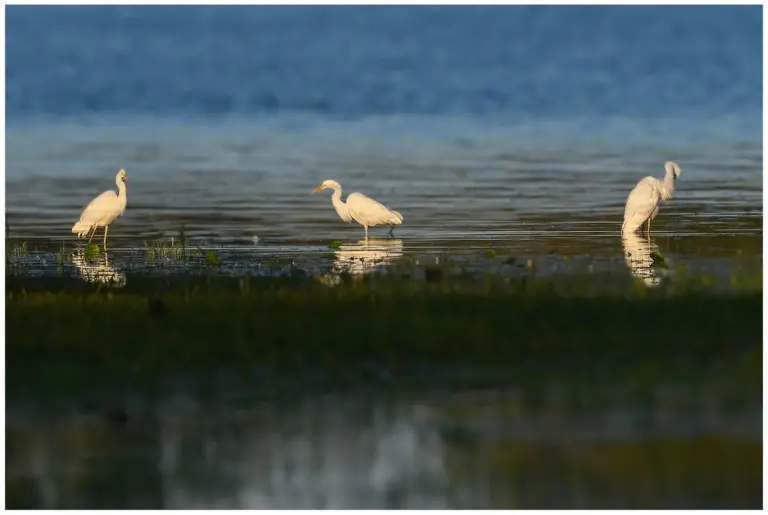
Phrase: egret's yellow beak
[{"left": 311, "top": 184, "right": 325, "bottom": 194}]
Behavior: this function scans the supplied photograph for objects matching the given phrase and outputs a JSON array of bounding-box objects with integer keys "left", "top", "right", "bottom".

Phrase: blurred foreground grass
[
  {"left": 6, "top": 271, "right": 762, "bottom": 396},
  {"left": 5, "top": 271, "right": 763, "bottom": 509},
  {"left": 443, "top": 434, "right": 761, "bottom": 509}
]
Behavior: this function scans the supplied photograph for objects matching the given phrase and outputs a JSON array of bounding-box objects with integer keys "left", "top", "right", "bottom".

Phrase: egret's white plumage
[
  {"left": 312, "top": 179, "right": 403, "bottom": 239},
  {"left": 72, "top": 169, "right": 128, "bottom": 247},
  {"left": 622, "top": 161, "right": 681, "bottom": 236}
]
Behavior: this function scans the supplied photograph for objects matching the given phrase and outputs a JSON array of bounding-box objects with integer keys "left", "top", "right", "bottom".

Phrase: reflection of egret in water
[
  {"left": 332, "top": 239, "right": 404, "bottom": 276},
  {"left": 71, "top": 250, "right": 127, "bottom": 287},
  {"left": 621, "top": 232, "right": 664, "bottom": 287}
]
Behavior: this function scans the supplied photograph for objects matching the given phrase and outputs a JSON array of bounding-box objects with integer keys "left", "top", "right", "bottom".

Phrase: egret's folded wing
[
  {"left": 623, "top": 178, "right": 658, "bottom": 226},
  {"left": 347, "top": 192, "right": 403, "bottom": 226},
  {"left": 78, "top": 190, "right": 119, "bottom": 224}
]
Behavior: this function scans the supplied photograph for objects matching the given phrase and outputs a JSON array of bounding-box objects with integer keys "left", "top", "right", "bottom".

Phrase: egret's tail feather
[
  {"left": 391, "top": 210, "right": 404, "bottom": 225},
  {"left": 72, "top": 221, "right": 91, "bottom": 238}
]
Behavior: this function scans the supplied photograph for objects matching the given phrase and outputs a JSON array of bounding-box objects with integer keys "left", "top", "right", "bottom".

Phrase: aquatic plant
[
  {"left": 205, "top": 250, "right": 221, "bottom": 266},
  {"left": 85, "top": 243, "right": 100, "bottom": 258}
]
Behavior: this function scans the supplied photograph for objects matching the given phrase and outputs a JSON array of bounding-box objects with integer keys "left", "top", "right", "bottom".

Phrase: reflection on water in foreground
[
  {"left": 333, "top": 238, "right": 404, "bottom": 275},
  {"left": 71, "top": 250, "right": 127, "bottom": 287},
  {"left": 622, "top": 233, "right": 665, "bottom": 287},
  {"left": 6, "top": 390, "right": 760, "bottom": 509},
  {"left": 317, "top": 239, "right": 404, "bottom": 286}
]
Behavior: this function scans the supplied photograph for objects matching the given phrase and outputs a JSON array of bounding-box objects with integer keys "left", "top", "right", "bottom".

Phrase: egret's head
[
  {"left": 665, "top": 161, "right": 681, "bottom": 180},
  {"left": 117, "top": 169, "right": 128, "bottom": 182},
  {"left": 311, "top": 179, "right": 340, "bottom": 194}
]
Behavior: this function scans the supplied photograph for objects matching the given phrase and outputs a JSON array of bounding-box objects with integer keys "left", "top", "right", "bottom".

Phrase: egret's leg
[
  {"left": 364, "top": 225, "right": 368, "bottom": 241},
  {"left": 88, "top": 226, "right": 97, "bottom": 244},
  {"left": 103, "top": 226, "right": 109, "bottom": 248},
  {"left": 646, "top": 219, "right": 652, "bottom": 244}
]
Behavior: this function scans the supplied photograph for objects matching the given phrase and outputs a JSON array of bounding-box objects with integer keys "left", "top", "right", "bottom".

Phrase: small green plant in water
[
  {"left": 9, "top": 241, "right": 29, "bottom": 258},
  {"left": 178, "top": 226, "right": 187, "bottom": 252},
  {"left": 85, "top": 244, "right": 100, "bottom": 258},
  {"left": 484, "top": 249, "right": 497, "bottom": 259},
  {"left": 144, "top": 238, "right": 188, "bottom": 261},
  {"left": 650, "top": 251, "right": 668, "bottom": 269},
  {"left": 206, "top": 251, "right": 221, "bottom": 266},
  {"left": 328, "top": 240, "right": 342, "bottom": 249},
  {"left": 144, "top": 241, "right": 156, "bottom": 260}
]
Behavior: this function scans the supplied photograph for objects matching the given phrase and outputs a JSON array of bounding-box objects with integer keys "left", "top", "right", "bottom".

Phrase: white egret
[
  {"left": 622, "top": 161, "right": 681, "bottom": 237},
  {"left": 71, "top": 169, "right": 128, "bottom": 248},
  {"left": 311, "top": 179, "right": 403, "bottom": 240}
]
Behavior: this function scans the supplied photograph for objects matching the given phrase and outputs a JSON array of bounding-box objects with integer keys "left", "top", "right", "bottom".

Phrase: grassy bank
[{"left": 6, "top": 272, "right": 762, "bottom": 396}]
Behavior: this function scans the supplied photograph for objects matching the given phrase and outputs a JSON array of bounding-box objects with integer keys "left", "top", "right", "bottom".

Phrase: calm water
[
  {"left": 5, "top": 6, "right": 762, "bottom": 120},
  {"left": 5, "top": 6, "right": 763, "bottom": 509},
  {"left": 5, "top": 6, "right": 763, "bottom": 249}
]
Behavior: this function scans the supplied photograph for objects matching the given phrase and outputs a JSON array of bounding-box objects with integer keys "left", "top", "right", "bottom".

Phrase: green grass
[
  {"left": 143, "top": 236, "right": 189, "bottom": 261},
  {"left": 205, "top": 250, "right": 221, "bottom": 266},
  {"left": 6, "top": 272, "right": 762, "bottom": 396},
  {"left": 5, "top": 271, "right": 763, "bottom": 510}
]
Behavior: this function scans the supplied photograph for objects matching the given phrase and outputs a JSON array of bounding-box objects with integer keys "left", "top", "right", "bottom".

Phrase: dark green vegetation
[
  {"left": 5, "top": 229, "right": 763, "bottom": 510},
  {"left": 7, "top": 269, "right": 762, "bottom": 398},
  {"left": 6, "top": 267, "right": 763, "bottom": 509},
  {"left": 6, "top": 228, "right": 763, "bottom": 509}
]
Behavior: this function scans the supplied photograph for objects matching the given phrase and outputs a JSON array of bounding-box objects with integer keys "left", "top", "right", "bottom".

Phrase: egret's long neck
[
  {"left": 659, "top": 169, "right": 676, "bottom": 201},
  {"left": 330, "top": 185, "right": 350, "bottom": 220},
  {"left": 116, "top": 181, "right": 127, "bottom": 211}
]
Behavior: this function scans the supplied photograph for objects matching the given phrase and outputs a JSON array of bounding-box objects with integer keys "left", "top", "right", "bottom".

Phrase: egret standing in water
[
  {"left": 311, "top": 179, "right": 403, "bottom": 240},
  {"left": 71, "top": 169, "right": 128, "bottom": 248},
  {"left": 622, "top": 161, "right": 681, "bottom": 237}
]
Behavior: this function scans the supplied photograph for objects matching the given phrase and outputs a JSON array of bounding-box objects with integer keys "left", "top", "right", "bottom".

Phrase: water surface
[
  {"left": 6, "top": 6, "right": 762, "bottom": 252},
  {"left": 5, "top": 6, "right": 762, "bottom": 510}
]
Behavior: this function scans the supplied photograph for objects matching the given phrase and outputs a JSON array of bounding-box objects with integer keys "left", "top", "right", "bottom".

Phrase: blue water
[
  {"left": 4, "top": 6, "right": 762, "bottom": 247},
  {"left": 6, "top": 6, "right": 762, "bottom": 122}
]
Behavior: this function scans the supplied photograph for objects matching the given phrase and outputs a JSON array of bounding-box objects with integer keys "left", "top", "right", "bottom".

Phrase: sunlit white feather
[{"left": 622, "top": 162, "right": 680, "bottom": 234}]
